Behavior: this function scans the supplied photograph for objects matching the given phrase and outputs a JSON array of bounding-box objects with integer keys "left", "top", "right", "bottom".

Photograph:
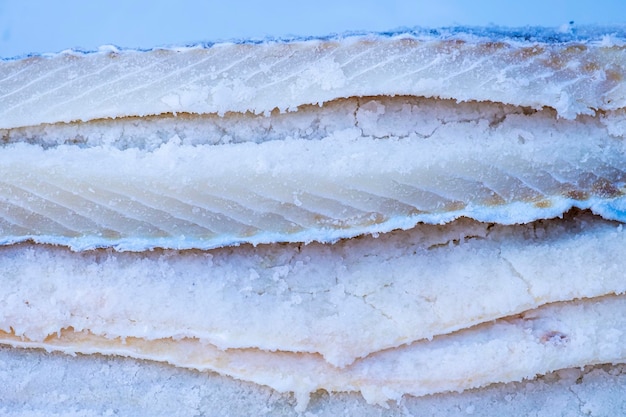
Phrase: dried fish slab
[
  {"left": 2, "top": 294, "right": 625, "bottom": 410},
  {"left": 0, "top": 126, "right": 625, "bottom": 250},
  {"left": 1, "top": 32, "right": 625, "bottom": 128}
]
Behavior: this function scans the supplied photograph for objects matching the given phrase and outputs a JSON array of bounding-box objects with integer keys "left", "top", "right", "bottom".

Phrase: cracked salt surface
[
  {"left": 0, "top": 96, "right": 616, "bottom": 150},
  {"left": 0, "top": 211, "right": 623, "bottom": 367}
]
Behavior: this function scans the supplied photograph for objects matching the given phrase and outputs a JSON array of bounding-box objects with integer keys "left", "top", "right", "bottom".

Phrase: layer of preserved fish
[
  {"left": 1, "top": 29, "right": 624, "bottom": 128},
  {"left": 0, "top": 96, "right": 625, "bottom": 250},
  {"left": 3, "top": 293, "right": 625, "bottom": 410}
]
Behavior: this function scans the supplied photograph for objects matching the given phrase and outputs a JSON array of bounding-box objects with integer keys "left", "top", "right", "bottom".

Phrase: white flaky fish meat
[{"left": 1, "top": 27, "right": 625, "bottom": 413}]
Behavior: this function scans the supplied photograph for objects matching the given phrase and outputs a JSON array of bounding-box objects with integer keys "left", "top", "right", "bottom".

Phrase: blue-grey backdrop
[{"left": 1, "top": 0, "right": 625, "bottom": 58}]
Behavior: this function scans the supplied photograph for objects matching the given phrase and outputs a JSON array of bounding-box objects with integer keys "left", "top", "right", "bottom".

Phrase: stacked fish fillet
[{"left": 0, "top": 28, "right": 626, "bottom": 411}]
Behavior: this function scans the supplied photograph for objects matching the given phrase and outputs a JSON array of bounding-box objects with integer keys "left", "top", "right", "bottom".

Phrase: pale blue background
[{"left": 1, "top": 0, "right": 625, "bottom": 58}]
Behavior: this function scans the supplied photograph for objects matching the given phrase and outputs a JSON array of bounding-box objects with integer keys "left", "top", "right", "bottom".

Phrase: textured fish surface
[
  {"left": 1, "top": 27, "right": 626, "bottom": 412},
  {"left": 1, "top": 29, "right": 625, "bottom": 127},
  {"left": 3, "top": 294, "right": 626, "bottom": 409}
]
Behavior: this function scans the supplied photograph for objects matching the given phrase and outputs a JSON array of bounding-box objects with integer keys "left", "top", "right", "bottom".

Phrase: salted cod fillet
[
  {"left": 2, "top": 294, "right": 626, "bottom": 410},
  {"left": 1, "top": 27, "right": 626, "bottom": 410},
  {"left": 0, "top": 99, "right": 625, "bottom": 250},
  {"left": 1, "top": 29, "right": 624, "bottom": 127}
]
